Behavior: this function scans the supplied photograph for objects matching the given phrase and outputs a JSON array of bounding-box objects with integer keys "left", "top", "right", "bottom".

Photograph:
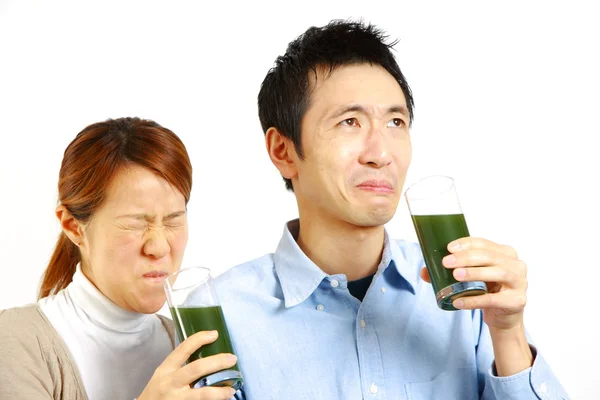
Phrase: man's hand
[{"left": 420, "top": 237, "right": 533, "bottom": 376}]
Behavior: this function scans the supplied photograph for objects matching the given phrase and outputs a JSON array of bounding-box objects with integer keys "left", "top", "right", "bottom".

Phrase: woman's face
[{"left": 77, "top": 165, "right": 188, "bottom": 313}]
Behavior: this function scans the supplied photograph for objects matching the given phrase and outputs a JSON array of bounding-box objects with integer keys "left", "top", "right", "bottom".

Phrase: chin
[
  {"left": 134, "top": 292, "right": 167, "bottom": 314},
  {"left": 135, "top": 301, "right": 165, "bottom": 314},
  {"left": 364, "top": 211, "right": 397, "bottom": 227},
  {"left": 352, "top": 203, "right": 396, "bottom": 225},
  {"left": 348, "top": 213, "right": 392, "bottom": 228}
]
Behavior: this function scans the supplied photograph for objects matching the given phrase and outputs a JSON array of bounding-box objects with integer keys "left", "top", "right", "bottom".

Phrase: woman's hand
[{"left": 138, "top": 330, "right": 238, "bottom": 400}]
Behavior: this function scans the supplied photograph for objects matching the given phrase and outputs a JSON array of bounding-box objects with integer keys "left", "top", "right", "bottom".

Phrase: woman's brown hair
[{"left": 38, "top": 117, "right": 192, "bottom": 299}]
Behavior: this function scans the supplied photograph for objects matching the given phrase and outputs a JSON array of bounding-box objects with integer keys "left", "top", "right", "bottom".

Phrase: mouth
[
  {"left": 142, "top": 270, "right": 169, "bottom": 283},
  {"left": 356, "top": 179, "right": 395, "bottom": 194}
]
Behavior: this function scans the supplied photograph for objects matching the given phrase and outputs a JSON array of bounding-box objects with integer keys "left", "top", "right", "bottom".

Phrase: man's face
[{"left": 292, "top": 63, "right": 412, "bottom": 227}]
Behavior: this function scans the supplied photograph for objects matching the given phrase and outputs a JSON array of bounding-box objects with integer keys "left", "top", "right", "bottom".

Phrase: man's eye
[
  {"left": 340, "top": 118, "right": 360, "bottom": 127},
  {"left": 387, "top": 118, "right": 405, "bottom": 127}
]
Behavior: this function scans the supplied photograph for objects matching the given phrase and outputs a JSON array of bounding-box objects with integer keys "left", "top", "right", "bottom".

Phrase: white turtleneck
[{"left": 38, "top": 265, "right": 173, "bottom": 400}]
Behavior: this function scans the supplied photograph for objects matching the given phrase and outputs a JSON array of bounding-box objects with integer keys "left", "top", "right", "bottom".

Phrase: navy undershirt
[{"left": 347, "top": 273, "right": 376, "bottom": 301}]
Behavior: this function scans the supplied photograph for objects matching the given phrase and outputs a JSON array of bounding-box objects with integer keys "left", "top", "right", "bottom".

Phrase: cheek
[
  {"left": 401, "top": 148, "right": 412, "bottom": 169},
  {"left": 100, "top": 232, "right": 142, "bottom": 267},
  {"left": 393, "top": 139, "right": 412, "bottom": 168},
  {"left": 169, "top": 228, "right": 188, "bottom": 257},
  {"left": 315, "top": 144, "right": 355, "bottom": 180}
]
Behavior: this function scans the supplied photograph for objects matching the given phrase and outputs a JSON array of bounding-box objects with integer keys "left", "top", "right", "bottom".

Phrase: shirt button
[
  {"left": 330, "top": 279, "right": 339, "bottom": 288},
  {"left": 316, "top": 304, "right": 324, "bottom": 311},
  {"left": 360, "top": 319, "right": 366, "bottom": 328},
  {"left": 370, "top": 383, "right": 378, "bottom": 394},
  {"left": 381, "top": 287, "right": 386, "bottom": 294},
  {"left": 538, "top": 382, "right": 547, "bottom": 394}
]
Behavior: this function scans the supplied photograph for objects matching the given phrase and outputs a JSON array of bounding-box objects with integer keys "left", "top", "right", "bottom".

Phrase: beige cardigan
[{"left": 0, "top": 304, "right": 175, "bottom": 400}]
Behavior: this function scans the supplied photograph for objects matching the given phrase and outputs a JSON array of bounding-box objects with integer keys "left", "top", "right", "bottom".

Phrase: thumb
[{"left": 420, "top": 267, "right": 431, "bottom": 283}]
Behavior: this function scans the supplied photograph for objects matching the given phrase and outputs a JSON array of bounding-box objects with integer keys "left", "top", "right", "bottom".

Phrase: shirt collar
[
  {"left": 386, "top": 233, "right": 418, "bottom": 295},
  {"left": 274, "top": 220, "right": 327, "bottom": 308},
  {"left": 274, "top": 219, "right": 417, "bottom": 308}
]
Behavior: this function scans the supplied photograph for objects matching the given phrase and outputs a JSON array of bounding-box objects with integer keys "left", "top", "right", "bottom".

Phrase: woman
[{"left": 0, "top": 117, "right": 238, "bottom": 400}]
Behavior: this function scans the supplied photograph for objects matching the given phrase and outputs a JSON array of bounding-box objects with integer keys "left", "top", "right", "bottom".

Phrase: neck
[{"left": 296, "top": 212, "right": 385, "bottom": 282}]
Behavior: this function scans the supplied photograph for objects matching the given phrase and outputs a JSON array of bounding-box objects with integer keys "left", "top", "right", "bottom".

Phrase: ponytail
[{"left": 38, "top": 233, "right": 80, "bottom": 299}]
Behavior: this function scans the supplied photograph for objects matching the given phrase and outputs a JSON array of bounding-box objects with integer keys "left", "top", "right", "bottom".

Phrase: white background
[{"left": 1, "top": 1, "right": 597, "bottom": 398}]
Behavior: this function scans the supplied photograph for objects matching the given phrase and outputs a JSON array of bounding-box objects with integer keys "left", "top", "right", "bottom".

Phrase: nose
[
  {"left": 358, "top": 125, "right": 393, "bottom": 168},
  {"left": 143, "top": 227, "right": 170, "bottom": 259}
]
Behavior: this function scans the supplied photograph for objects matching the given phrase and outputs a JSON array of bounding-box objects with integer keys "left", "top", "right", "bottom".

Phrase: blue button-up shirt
[{"left": 212, "top": 220, "right": 568, "bottom": 399}]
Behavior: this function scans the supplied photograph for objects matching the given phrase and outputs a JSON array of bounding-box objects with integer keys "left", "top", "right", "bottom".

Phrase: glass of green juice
[
  {"left": 405, "top": 175, "right": 487, "bottom": 311},
  {"left": 162, "top": 266, "right": 243, "bottom": 390}
]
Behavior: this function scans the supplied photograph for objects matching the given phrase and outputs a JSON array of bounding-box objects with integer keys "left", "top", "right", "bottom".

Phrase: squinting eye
[
  {"left": 340, "top": 118, "right": 360, "bottom": 127},
  {"left": 387, "top": 118, "right": 405, "bottom": 127},
  {"left": 126, "top": 222, "right": 147, "bottom": 230},
  {"left": 164, "top": 216, "right": 186, "bottom": 228}
]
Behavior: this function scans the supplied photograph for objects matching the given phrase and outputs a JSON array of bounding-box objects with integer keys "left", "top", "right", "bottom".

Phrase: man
[{"left": 214, "top": 20, "right": 568, "bottom": 399}]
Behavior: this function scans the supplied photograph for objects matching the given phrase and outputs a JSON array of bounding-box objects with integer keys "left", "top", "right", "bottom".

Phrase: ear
[
  {"left": 265, "top": 127, "right": 299, "bottom": 181},
  {"left": 56, "top": 205, "right": 85, "bottom": 246}
]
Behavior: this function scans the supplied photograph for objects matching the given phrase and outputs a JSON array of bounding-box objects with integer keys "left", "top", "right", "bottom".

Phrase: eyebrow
[
  {"left": 117, "top": 210, "right": 187, "bottom": 221},
  {"left": 328, "top": 104, "right": 410, "bottom": 120}
]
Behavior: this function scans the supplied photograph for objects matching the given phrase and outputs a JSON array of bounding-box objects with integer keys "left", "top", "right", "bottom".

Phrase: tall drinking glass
[
  {"left": 163, "top": 266, "right": 243, "bottom": 390},
  {"left": 405, "top": 175, "right": 487, "bottom": 310}
]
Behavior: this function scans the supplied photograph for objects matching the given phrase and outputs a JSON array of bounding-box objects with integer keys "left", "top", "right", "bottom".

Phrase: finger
[
  {"left": 448, "top": 237, "right": 518, "bottom": 259},
  {"left": 163, "top": 330, "right": 219, "bottom": 369},
  {"left": 442, "top": 248, "right": 515, "bottom": 269},
  {"left": 188, "top": 386, "right": 237, "bottom": 400},
  {"left": 419, "top": 267, "right": 431, "bottom": 283},
  {"left": 452, "top": 292, "right": 527, "bottom": 312},
  {"left": 453, "top": 266, "right": 522, "bottom": 286},
  {"left": 176, "top": 353, "right": 238, "bottom": 387}
]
